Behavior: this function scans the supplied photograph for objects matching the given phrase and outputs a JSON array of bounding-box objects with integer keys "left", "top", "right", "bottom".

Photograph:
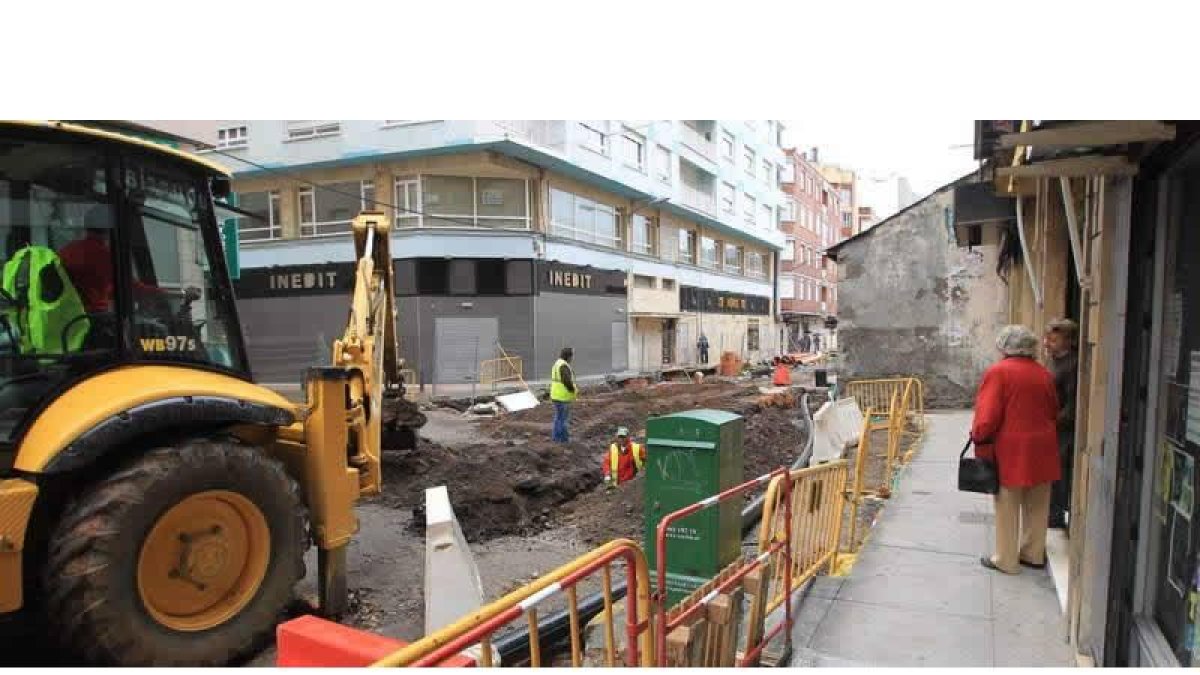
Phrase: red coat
[{"left": 970, "top": 356, "right": 1061, "bottom": 488}]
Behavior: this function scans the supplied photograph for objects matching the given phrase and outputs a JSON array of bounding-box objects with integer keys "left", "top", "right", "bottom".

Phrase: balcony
[
  {"left": 679, "top": 121, "right": 717, "bottom": 164},
  {"left": 491, "top": 120, "right": 567, "bottom": 153},
  {"left": 680, "top": 182, "right": 716, "bottom": 215}
]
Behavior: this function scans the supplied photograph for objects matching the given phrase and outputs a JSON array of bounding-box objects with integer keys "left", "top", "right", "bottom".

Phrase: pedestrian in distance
[
  {"left": 972, "top": 325, "right": 1061, "bottom": 575},
  {"left": 697, "top": 333, "right": 709, "bottom": 365},
  {"left": 1043, "top": 318, "right": 1079, "bottom": 531},
  {"left": 602, "top": 427, "right": 646, "bottom": 490},
  {"left": 549, "top": 347, "right": 577, "bottom": 443}
]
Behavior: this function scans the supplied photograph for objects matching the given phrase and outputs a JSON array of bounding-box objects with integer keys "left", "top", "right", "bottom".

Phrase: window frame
[
  {"left": 720, "top": 130, "right": 735, "bottom": 161},
  {"left": 579, "top": 121, "right": 609, "bottom": 155},
  {"left": 232, "top": 190, "right": 281, "bottom": 242},
  {"left": 617, "top": 129, "right": 646, "bottom": 172},
  {"left": 699, "top": 235, "right": 719, "bottom": 269},
  {"left": 549, "top": 186, "right": 622, "bottom": 248},
  {"left": 720, "top": 182, "right": 736, "bottom": 214},
  {"left": 653, "top": 144, "right": 672, "bottom": 183},
  {"left": 743, "top": 147, "right": 756, "bottom": 177},
  {"left": 630, "top": 213, "right": 657, "bottom": 257},
  {"left": 285, "top": 120, "right": 341, "bottom": 141},
  {"left": 216, "top": 125, "right": 248, "bottom": 149}
]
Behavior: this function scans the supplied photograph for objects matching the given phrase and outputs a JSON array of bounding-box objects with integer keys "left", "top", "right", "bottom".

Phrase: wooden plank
[
  {"left": 996, "top": 155, "right": 1138, "bottom": 179},
  {"left": 999, "top": 121, "right": 1174, "bottom": 150}
]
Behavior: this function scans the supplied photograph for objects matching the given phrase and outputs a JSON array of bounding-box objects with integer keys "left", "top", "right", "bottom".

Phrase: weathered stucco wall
[{"left": 834, "top": 186, "right": 1008, "bottom": 407}]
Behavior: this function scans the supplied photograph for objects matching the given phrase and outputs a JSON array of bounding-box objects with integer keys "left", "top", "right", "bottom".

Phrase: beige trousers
[{"left": 991, "top": 483, "right": 1052, "bottom": 574}]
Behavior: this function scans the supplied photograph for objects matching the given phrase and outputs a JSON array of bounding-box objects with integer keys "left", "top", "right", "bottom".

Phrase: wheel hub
[{"left": 137, "top": 490, "right": 270, "bottom": 632}]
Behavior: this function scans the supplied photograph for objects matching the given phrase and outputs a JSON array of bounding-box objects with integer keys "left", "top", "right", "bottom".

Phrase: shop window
[
  {"left": 416, "top": 259, "right": 450, "bottom": 295},
  {"left": 747, "top": 321, "right": 760, "bottom": 351},
  {"left": 449, "top": 259, "right": 475, "bottom": 295}
]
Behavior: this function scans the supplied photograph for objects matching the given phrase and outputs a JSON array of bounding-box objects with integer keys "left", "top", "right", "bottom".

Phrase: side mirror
[{"left": 211, "top": 176, "right": 232, "bottom": 200}]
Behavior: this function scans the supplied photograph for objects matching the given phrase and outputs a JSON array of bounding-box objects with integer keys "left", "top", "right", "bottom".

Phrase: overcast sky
[{"left": 784, "top": 117, "right": 978, "bottom": 207}]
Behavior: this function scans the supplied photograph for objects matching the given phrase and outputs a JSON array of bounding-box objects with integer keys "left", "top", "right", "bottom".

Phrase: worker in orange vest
[{"left": 603, "top": 427, "right": 646, "bottom": 490}]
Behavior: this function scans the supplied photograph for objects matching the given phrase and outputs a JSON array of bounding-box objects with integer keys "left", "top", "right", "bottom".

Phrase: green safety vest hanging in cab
[
  {"left": 550, "top": 358, "right": 577, "bottom": 403},
  {"left": 2, "top": 245, "right": 89, "bottom": 355}
]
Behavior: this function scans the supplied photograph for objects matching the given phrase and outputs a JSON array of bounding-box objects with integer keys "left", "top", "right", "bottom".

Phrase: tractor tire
[{"left": 43, "top": 437, "right": 308, "bottom": 666}]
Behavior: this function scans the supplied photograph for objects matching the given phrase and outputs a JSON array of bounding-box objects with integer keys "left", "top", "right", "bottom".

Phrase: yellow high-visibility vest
[{"left": 550, "top": 358, "right": 577, "bottom": 402}]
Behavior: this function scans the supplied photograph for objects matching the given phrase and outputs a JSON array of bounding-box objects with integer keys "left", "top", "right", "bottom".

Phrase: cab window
[
  {"left": 0, "top": 137, "right": 119, "bottom": 441},
  {"left": 124, "top": 161, "right": 241, "bottom": 369}
]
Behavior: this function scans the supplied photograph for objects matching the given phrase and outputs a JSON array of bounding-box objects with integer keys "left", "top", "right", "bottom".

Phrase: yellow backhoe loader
[{"left": 0, "top": 121, "right": 423, "bottom": 665}]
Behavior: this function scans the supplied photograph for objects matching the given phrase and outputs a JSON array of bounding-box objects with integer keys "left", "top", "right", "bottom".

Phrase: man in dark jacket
[{"left": 1043, "top": 319, "right": 1079, "bottom": 531}]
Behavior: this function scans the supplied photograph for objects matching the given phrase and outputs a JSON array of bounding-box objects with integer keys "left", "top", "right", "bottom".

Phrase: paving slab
[{"left": 789, "top": 410, "right": 1070, "bottom": 667}]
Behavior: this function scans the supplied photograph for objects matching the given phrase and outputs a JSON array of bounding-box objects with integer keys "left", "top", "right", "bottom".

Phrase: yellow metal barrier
[
  {"left": 757, "top": 460, "right": 850, "bottom": 614},
  {"left": 844, "top": 377, "right": 926, "bottom": 469},
  {"left": 479, "top": 355, "right": 524, "bottom": 387},
  {"left": 370, "top": 539, "right": 653, "bottom": 667}
]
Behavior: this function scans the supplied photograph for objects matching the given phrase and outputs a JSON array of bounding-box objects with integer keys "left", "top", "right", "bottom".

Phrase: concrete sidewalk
[{"left": 788, "top": 410, "right": 1074, "bottom": 667}]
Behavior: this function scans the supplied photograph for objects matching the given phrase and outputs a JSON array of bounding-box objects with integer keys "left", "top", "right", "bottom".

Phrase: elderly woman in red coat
[{"left": 971, "top": 324, "right": 1061, "bottom": 574}]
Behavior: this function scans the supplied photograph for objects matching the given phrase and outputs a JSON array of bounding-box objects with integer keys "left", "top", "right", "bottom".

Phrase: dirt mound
[
  {"left": 375, "top": 380, "right": 812, "bottom": 544},
  {"left": 376, "top": 439, "right": 600, "bottom": 541}
]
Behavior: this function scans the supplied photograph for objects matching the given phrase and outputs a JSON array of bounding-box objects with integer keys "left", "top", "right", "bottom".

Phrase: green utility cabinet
[{"left": 643, "top": 409, "right": 745, "bottom": 607}]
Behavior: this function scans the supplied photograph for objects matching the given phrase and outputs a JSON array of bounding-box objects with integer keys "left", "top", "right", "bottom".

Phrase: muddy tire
[{"left": 43, "top": 438, "right": 307, "bottom": 666}]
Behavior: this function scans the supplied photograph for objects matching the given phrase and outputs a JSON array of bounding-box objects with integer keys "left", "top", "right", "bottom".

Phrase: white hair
[{"left": 996, "top": 324, "right": 1038, "bottom": 357}]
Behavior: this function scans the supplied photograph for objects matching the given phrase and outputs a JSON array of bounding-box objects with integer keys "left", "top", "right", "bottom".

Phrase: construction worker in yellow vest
[
  {"left": 550, "top": 347, "right": 577, "bottom": 443},
  {"left": 603, "top": 427, "right": 646, "bottom": 490}
]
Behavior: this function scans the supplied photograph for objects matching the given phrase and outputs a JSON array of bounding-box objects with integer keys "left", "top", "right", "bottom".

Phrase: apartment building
[
  {"left": 816, "top": 157, "right": 860, "bottom": 239},
  {"left": 778, "top": 148, "right": 841, "bottom": 351},
  {"left": 201, "top": 120, "right": 786, "bottom": 385}
]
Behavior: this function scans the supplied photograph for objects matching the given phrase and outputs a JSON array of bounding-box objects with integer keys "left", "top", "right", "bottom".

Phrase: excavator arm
[{"left": 297, "top": 210, "right": 427, "bottom": 616}]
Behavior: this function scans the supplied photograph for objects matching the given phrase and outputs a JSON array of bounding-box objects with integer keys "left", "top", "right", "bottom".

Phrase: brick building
[{"left": 778, "top": 148, "right": 842, "bottom": 351}]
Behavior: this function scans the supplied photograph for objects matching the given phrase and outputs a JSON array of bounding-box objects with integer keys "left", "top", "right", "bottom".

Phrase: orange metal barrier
[
  {"left": 369, "top": 539, "right": 653, "bottom": 667},
  {"left": 654, "top": 469, "right": 792, "bottom": 667}
]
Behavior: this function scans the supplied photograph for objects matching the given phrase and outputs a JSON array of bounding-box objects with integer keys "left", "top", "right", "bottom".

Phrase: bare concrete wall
[{"left": 834, "top": 186, "right": 1008, "bottom": 407}]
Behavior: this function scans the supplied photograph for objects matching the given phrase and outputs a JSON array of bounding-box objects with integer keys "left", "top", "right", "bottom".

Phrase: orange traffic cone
[{"left": 773, "top": 362, "right": 790, "bottom": 387}]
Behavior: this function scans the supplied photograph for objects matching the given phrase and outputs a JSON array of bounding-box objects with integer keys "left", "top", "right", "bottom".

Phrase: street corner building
[{"left": 205, "top": 120, "right": 789, "bottom": 389}]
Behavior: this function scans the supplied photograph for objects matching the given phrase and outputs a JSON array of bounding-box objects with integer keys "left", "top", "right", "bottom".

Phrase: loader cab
[{"left": 0, "top": 123, "right": 249, "bottom": 458}]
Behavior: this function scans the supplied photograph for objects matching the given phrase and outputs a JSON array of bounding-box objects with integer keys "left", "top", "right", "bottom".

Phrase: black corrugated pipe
[{"left": 493, "top": 391, "right": 816, "bottom": 665}]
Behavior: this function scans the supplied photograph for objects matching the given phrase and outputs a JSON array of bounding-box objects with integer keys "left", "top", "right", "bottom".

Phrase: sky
[{"left": 783, "top": 118, "right": 979, "bottom": 213}]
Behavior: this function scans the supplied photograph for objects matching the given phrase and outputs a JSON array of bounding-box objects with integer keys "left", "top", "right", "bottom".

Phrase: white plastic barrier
[
  {"left": 810, "top": 397, "right": 865, "bottom": 464},
  {"left": 424, "top": 486, "right": 486, "bottom": 636}
]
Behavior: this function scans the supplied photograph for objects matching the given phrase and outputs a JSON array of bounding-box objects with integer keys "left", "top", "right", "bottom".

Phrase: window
[
  {"left": 286, "top": 120, "right": 340, "bottom": 140},
  {"left": 617, "top": 131, "right": 645, "bottom": 171},
  {"left": 762, "top": 159, "right": 773, "bottom": 185},
  {"left": 415, "top": 176, "right": 530, "bottom": 229},
  {"left": 631, "top": 214, "right": 657, "bottom": 256},
  {"left": 579, "top": 121, "right": 608, "bottom": 154},
  {"left": 394, "top": 178, "right": 420, "bottom": 228},
  {"left": 743, "top": 194, "right": 756, "bottom": 226},
  {"left": 298, "top": 181, "right": 371, "bottom": 237},
  {"left": 383, "top": 120, "right": 439, "bottom": 127},
  {"left": 720, "top": 182, "right": 735, "bottom": 214},
  {"left": 216, "top": 125, "right": 247, "bottom": 149},
  {"left": 662, "top": 278, "right": 676, "bottom": 291},
  {"left": 720, "top": 131, "right": 735, "bottom": 161},
  {"left": 820, "top": 285, "right": 828, "bottom": 303},
  {"left": 746, "top": 251, "right": 765, "bottom": 279},
  {"left": 782, "top": 237, "right": 795, "bottom": 261},
  {"left": 723, "top": 243, "right": 743, "bottom": 274},
  {"left": 125, "top": 160, "right": 241, "bottom": 370},
  {"left": 653, "top": 145, "right": 672, "bottom": 183},
  {"left": 678, "top": 229, "right": 697, "bottom": 263},
  {"left": 743, "top": 147, "right": 756, "bottom": 176},
  {"left": 700, "top": 236, "right": 719, "bottom": 269},
  {"left": 633, "top": 274, "right": 656, "bottom": 289},
  {"left": 232, "top": 191, "right": 281, "bottom": 241},
  {"left": 842, "top": 211, "right": 852, "bottom": 228},
  {"left": 760, "top": 204, "right": 772, "bottom": 231},
  {"left": 549, "top": 187, "right": 621, "bottom": 248},
  {"left": 747, "top": 320, "right": 760, "bottom": 351},
  {"left": 780, "top": 275, "right": 795, "bottom": 299},
  {"left": 361, "top": 181, "right": 376, "bottom": 210}
]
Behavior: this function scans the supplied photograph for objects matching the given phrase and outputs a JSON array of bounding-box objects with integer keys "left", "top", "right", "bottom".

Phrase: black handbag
[{"left": 958, "top": 439, "right": 999, "bottom": 495}]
